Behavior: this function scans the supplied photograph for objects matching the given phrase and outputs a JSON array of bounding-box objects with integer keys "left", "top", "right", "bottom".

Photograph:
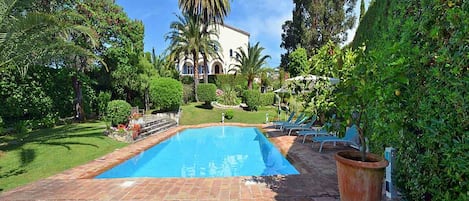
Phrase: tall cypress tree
[
  {"left": 281, "top": 0, "right": 358, "bottom": 69},
  {"left": 360, "top": 0, "right": 365, "bottom": 21}
]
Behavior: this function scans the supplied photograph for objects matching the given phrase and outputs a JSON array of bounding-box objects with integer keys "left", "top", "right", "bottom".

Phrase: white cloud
[{"left": 226, "top": 0, "right": 293, "bottom": 67}]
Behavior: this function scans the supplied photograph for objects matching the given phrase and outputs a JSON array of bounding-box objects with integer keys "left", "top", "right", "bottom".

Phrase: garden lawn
[
  {"left": 0, "top": 121, "right": 126, "bottom": 192},
  {"left": 179, "top": 102, "right": 280, "bottom": 125}
]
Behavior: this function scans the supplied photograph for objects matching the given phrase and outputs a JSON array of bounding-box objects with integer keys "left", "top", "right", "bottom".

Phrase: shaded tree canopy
[{"left": 281, "top": 0, "right": 358, "bottom": 69}]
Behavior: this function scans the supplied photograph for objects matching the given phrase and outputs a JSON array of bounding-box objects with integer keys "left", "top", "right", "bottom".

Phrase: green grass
[
  {"left": 179, "top": 102, "right": 280, "bottom": 125},
  {"left": 0, "top": 121, "right": 126, "bottom": 192},
  {"left": 0, "top": 103, "right": 281, "bottom": 192}
]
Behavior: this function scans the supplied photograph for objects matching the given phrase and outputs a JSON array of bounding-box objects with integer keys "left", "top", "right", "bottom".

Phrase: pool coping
[{"left": 1, "top": 123, "right": 347, "bottom": 201}]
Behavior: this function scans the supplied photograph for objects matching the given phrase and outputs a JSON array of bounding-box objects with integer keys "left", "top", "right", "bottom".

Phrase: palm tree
[
  {"left": 230, "top": 42, "right": 271, "bottom": 90},
  {"left": 200, "top": 25, "right": 222, "bottom": 83},
  {"left": 178, "top": 0, "right": 230, "bottom": 83},
  {"left": 166, "top": 14, "right": 202, "bottom": 101},
  {"left": 178, "top": 0, "right": 231, "bottom": 24},
  {"left": 0, "top": 0, "right": 58, "bottom": 71},
  {"left": 166, "top": 14, "right": 219, "bottom": 101},
  {"left": 1, "top": 0, "right": 106, "bottom": 120}
]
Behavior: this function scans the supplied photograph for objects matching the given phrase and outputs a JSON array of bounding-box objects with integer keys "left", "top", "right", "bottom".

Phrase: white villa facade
[{"left": 176, "top": 24, "right": 249, "bottom": 78}]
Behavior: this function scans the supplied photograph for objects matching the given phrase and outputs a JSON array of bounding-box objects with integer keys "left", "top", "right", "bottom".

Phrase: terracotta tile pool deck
[{"left": 0, "top": 123, "right": 355, "bottom": 201}]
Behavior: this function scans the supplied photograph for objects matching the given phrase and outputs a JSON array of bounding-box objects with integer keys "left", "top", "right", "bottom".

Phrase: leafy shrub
[
  {"left": 234, "top": 85, "right": 244, "bottom": 97},
  {"left": 243, "top": 90, "right": 261, "bottom": 111},
  {"left": 217, "top": 86, "right": 240, "bottom": 106},
  {"left": 197, "top": 83, "right": 217, "bottom": 104},
  {"left": 0, "top": 69, "right": 54, "bottom": 122},
  {"left": 252, "top": 83, "right": 260, "bottom": 91},
  {"left": 183, "top": 84, "right": 195, "bottom": 104},
  {"left": 149, "top": 78, "right": 183, "bottom": 111},
  {"left": 288, "top": 47, "right": 310, "bottom": 77},
  {"left": 260, "top": 93, "right": 275, "bottom": 106},
  {"left": 13, "top": 120, "right": 28, "bottom": 134},
  {"left": 97, "top": 91, "right": 111, "bottom": 118},
  {"left": 27, "top": 113, "right": 58, "bottom": 129},
  {"left": 81, "top": 77, "right": 97, "bottom": 117},
  {"left": 349, "top": 0, "right": 469, "bottom": 200},
  {"left": 224, "top": 109, "right": 234, "bottom": 120},
  {"left": 34, "top": 67, "right": 74, "bottom": 118},
  {"left": 106, "top": 100, "right": 131, "bottom": 126}
]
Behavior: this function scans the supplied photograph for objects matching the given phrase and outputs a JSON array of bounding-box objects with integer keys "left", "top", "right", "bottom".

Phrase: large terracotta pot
[{"left": 335, "top": 151, "right": 389, "bottom": 201}]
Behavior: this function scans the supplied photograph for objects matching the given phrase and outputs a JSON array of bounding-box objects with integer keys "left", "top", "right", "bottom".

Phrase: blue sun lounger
[
  {"left": 312, "top": 124, "right": 360, "bottom": 152},
  {"left": 284, "top": 115, "right": 317, "bottom": 136},
  {"left": 272, "top": 111, "right": 295, "bottom": 128},
  {"left": 279, "top": 113, "right": 305, "bottom": 131},
  {"left": 297, "top": 123, "right": 336, "bottom": 143}
]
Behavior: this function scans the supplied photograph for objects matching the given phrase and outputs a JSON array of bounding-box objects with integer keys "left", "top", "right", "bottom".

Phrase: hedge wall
[
  {"left": 260, "top": 93, "right": 275, "bottom": 106},
  {"left": 352, "top": 1, "right": 468, "bottom": 200}
]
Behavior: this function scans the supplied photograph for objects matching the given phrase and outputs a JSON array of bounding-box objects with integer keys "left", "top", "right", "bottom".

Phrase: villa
[{"left": 176, "top": 24, "right": 250, "bottom": 78}]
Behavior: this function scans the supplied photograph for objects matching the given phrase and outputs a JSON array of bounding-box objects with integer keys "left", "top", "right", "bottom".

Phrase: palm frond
[
  {"left": 178, "top": 0, "right": 230, "bottom": 24},
  {"left": 230, "top": 42, "right": 271, "bottom": 89}
]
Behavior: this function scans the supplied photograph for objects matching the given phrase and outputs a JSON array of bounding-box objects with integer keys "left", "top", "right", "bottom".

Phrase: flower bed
[{"left": 104, "top": 113, "right": 143, "bottom": 143}]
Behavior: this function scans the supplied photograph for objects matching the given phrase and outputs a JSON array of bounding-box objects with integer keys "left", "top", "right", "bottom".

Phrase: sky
[{"left": 115, "top": 0, "right": 369, "bottom": 68}]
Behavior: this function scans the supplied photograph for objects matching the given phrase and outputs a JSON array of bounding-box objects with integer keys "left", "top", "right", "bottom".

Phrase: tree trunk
[
  {"left": 203, "top": 54, "right": 208, "bottom": 83},
  {"left": 72, "top": 73, "right": 85, "bottom": 121},
  {"left": 145, "top": 88, "right": 149, "bottom": 112},
  {"left": 72, "top": 56, "right": 88, "bottom": 122},
  {"left": 126, "top": 89, "right": 132, "bottom": 104},
  {"left": 192, "top": 50, "right": 199, "bottom": 102},
  {"left": 247, "top": 79, "right": 253, "bottom": 90}
]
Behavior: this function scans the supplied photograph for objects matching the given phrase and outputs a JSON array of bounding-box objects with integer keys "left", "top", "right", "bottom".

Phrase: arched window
[
  {"left": 184, "top": 64, "right": 194, "bottom": 74},
  {"left": 198, "top": 63, "right": 209, "bottom": 74},
  {"left": 188, "top": 65, "right": 194, "bottom": 74}
]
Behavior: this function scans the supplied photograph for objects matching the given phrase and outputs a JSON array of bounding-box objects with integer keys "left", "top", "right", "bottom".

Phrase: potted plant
[
  {"left": 334, "top": 45, "right": 389, "bottom": 201},
  {"left": 334, "top": 110, "right": 389, "bottom": 201}
]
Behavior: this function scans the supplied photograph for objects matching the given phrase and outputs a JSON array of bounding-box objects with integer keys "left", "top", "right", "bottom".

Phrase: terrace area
[{"left": 0, "top": 123, "right": 355, "bottom": 201}]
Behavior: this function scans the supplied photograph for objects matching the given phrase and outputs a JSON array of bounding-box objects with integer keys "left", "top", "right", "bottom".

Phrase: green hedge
[
  {"left": 180, "top": 76, "right": 194, "bottom": 85},
  {"left": 196, "top": 83, "right": 217, "bottom": 104},
  {"left": 182, "top": 84, "right": 195, "bottom": 104},
  {"left": 243, "top": 90, "right": 261, "bottom": 111},
  {"left": 149, "top": 78, "right": 183, "bottom": 111},
  {"left": 106, "top": 100, "right": 131, "bottom": 126},
  {"left": 351, "top": 1, "right": 469, "bottom": 200},
  {"left": 97, "top": 91, "right": 111, "bottom": 117},
  {"left": 260, "top": 93, "right": 275, "bottom": 106},
  {"left": 215, "top": 74, "right": 246, "bottom": 88},
  {"left": 0, "top": 68, "right": 55, "bottom": 124}
]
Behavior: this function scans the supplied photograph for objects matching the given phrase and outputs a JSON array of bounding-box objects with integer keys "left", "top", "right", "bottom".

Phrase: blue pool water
[{"left": 96, "top": 126, "right": 299, "bottom": 178}]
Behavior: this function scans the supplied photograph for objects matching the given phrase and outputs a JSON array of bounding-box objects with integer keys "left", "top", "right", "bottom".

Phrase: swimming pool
[{"left": 96, "top": 126, "right": 299, "bottom": 178}]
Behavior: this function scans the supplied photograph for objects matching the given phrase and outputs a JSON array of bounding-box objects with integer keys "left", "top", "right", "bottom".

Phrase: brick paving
[{"left": 0, "top": 123, "right": 355, "bottom": 201}]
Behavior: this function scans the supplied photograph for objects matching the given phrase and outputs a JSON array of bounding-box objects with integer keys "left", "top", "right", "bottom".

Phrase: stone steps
[{"left": 134, "top": 118, "right": 177, "bottom": 142}]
